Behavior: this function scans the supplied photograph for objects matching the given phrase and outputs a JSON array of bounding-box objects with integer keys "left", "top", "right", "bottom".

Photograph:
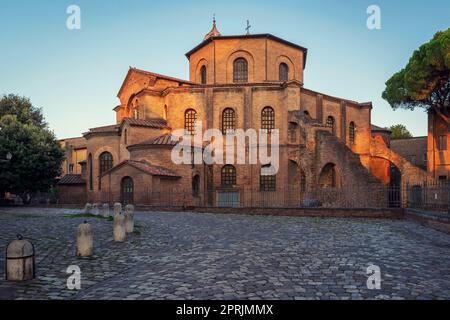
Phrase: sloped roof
[
  {"left": 121, "top": 117, "right": 169, "bottom": 129},
  {"left": 128, "top": 134, "right": 178, "bottom": 149},
  {"left": 101, "top": 160, "right": 180, "bottom": 178},
  {"left": 371, "top": 124, "right": 392, "bottom": 133},
  {"left": 58, "top": 174, "right": 86, "bottom": 185}
]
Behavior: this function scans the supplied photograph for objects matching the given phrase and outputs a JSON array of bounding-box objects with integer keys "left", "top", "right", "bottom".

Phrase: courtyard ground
[{"left": 0, "top": 207, "right": 449, "bottom": 300}]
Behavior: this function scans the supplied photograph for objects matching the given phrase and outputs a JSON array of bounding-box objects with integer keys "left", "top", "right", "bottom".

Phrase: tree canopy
[
  {"left": 382, "top": 28, "right": 450, "bottom": 123},
  {"left": 390, "top": 124, "right": 413, "bottom": 140},
  {"left": 0, "top": 95, "right": 64, "bottom": 203}
]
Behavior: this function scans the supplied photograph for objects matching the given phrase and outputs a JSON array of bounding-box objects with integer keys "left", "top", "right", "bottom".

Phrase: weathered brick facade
[{"left": 58, "top": 22, "right": 431, "bottom": 206}]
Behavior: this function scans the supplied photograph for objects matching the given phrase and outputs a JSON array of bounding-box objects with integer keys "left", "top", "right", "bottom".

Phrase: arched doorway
[
  {"left": 121, "top": 177, "right": 134, "bottom": 205},
  {"left": 389, "top": 164, "right": 401, "bottom": 207}
]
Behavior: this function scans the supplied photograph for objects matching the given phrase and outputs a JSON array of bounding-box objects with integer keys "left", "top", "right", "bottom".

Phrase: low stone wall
[
  {"left": 136, "top": 206, "right": 405, "bottom": 219},
  {"left": 405, "top": 209, "right": 450, "bottom": 234}
]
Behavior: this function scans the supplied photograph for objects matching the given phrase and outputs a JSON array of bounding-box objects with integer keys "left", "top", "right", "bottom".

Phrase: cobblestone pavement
[{"left": 0, "top": 207, "right": 450, "bottom": 300}]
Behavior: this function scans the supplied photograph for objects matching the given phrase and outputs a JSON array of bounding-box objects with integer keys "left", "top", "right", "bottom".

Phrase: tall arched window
[
  {"left": 221, "top": 165, "right": 237, "bottom": 187},
  {"left": 300, "top": 170, "right": 306, "bottom": 192},
  {"left": 279, "top": 63, "right": 289, "bottom": 82},
  {"left": 164, "top": 105, "right": 168, "bottom": 120},
  {"left": 200, "top": 65, "right": 207, "bottom": 84},
  {"left": 88, "top": 154, "right": 93, "bottom": 191},
  {"left": 98, "top": 152, "right": 113, "bottom": 190},
  {"left": 124, "top": 129, "right": 128, "bottom": 145},
  {"left": 319, "top": 163, "right": 336, "bottom": 188},
  {"left": 260, "top": 164, "right": 276, "bottom": 191},
  {"left": 192, "top": 175, "right": 200, "bottom": 197},
  {"left": 185, "top": 109, "right": 197, "bottom": 135},
  {"left": 99, "top": 152, "right": 113, "bottom": 175},
  {"left": 222, "top": 108, "right": 236, "bottom": 134},
  {"left": 326, "top": 116, "right": 336, "bottom": 134},
  {"left": 233, "top": 58, "right": 248, "bottom": 83},
  {"left": 261, "top": 107, "right": 275, "bottom": 133},
  {"left": 349, "top": 121, "right": 356, "bottom": 144}
]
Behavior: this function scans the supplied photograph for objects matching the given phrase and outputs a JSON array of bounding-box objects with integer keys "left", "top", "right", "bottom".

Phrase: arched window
[
  {"left": 133, "top": 108, "right": 139, "bottom": 119},
  {"left": 261, "top": 107, "right": 275, "bottom": 133},
  {"left": 124, "top": 129, "right": 128, "bottom": 145},
  {"left": 88, "top": 154, "right": 93, "bottom": 191},
  {"left": 164, "top": 105, "right": 168, "bottom": 120},
  {"left": 326, "top": 116, "right": 335, "bottom": 134},
  {"left": 300, "top": 170, "right": 306, "bottom": 192},
  {"left": 260, "top": 164, "right": 276, "bottom": 191},
  {"left": 200, "top": 65, "right": 207, "bottom": 84},
  {"left": 222, "top": 108, "right": 236, "bottom": 134},
  {"left": 233, "top": 58, "right": 248, "bottom": 83},
  {"left": 185, "top": 109, "right": 197, "bottom": 135},
  {"left": 279, "top": 63, "right": 289, "bottom": 82},
  {"left": 99, "top": 152, "right": 113, "bottom": 175},
  {"left": 121, "top": 177, "right": 134, "bottom": 205},
  {"left": 98, "top": 152, "right": 113, "bottom": 190},
  {"left": 349, "top": 121, "right": 356, "bottom": 144},
  {"left": 192, "top": 175, "right": 200, "bottom": 197},
  {"left": 221, "top": 165, "right": 237, "bottom": 187}
]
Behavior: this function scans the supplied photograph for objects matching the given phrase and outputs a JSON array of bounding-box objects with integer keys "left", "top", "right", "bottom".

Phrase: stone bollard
[
  {"left": 102, "top": 203, "right": 110, "bottom": 218},
  {"left": 76, "top": 221, "right": 93, "bottom": 257},
  {"left": 83, "top": 203, "right": 92, "bottom": 214},
  {"left": 113, "top": 210, "right": 126, "bottom": 242},
  {"left": 125, "top": 204, "right": 135, "bottom": 233},
  {"left": 6, "top": 234, "right": 35, "bottom": 281},
  {"left": 114, "top": 203, "right": 122, "bottom": 216},
  {"left": 92, "top": 203, "right": 100, "bottom": 216}
]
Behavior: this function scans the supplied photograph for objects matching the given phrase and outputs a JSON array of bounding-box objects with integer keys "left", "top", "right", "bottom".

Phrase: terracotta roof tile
[
  {"left": 122, "top": 118, "right": 169, "bottom": 129},
  {"left": 130, "top": 134, "right": 178, "bottom": 147},
  {"left": 101, "top": 160, "right": 180, "bottom": 178},
  {"left": 58, "top": 174, "right": 86, "bottom": 185}
]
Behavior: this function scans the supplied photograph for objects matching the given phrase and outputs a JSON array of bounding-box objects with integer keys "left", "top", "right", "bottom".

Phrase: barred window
[
  {"left": 261, "top": 107, "right": 275, "bottom": 132},
  {"left": 300, "top": 170, "right": 306, "bottom": 192},
  {"left": 99, "top": 152, "right": 113, "bottom": 175},
  {"left": 326, "top": 116, "right": 335, "bottom": 134},
  {"left": 88, "top": 154, "right": 93, "bottom": 191},
  {"left": 222, "top": 108, "right": 236, "bottom": 134},
  {"left": 200, "top": 65, "right": 207, "bottom": 84},
  {"left": 260, "top": 165, "right": 276, "bottom": 191},
  {"left": 192, "top": 175, "right": 200, "bottom": 197},
  {"left": 279, "top": 63, "right": 288, "bottom": 82},
  {"left": 438, "top": 135, "right": 447, "bottom": 150},
  {"left": 233, "top": 58, "right": 248, "bottom": 83},
  {"left": 349, "top": 121, "right": 356, "bottom": 144},
  {"left": 185, "top": 109, "right": 197, "bottom": 135},
  {"left": 221, "top": 165, "right": 236, "bottom": 187}
]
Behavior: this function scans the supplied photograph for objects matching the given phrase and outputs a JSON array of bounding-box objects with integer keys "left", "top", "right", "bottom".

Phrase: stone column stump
[
  {"left": 83, "top": 203, "right": 92, "bottom": 214},
  {"left": 76, "top": 221, "right": 93, "bottom": 257},
  {"left": 125, "top": 204, "right": 135, "bottom": 233},
  {"left": 102, "top": 203, "right": 110, "bottom": 218},
  {"left": 114, "top": 210, "right": 126, "bottom": 242}
]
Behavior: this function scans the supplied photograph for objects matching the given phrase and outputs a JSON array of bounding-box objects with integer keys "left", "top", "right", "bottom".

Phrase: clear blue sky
[{"left": 0, "top": 0, "right": 449, "bottom": 138}]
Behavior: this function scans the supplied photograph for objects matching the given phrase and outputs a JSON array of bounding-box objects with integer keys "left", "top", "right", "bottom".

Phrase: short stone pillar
[
  {"left": 114, "top": 203, "right": 122, "bottom": 216},
  {"left": 83, "top": 203, "right": 92, "bottom": 214},
  {"left": 92, "top": 203, "right": 100, "bottom": 216},
  {"left": 125, "top": 204, "right": 135, "bottom": 233},
  {"left": 76, "top": 221, "right": 93, "bottom": 257},
  {"left": 102, "top": 203, "right": 110, "bottom": 217},
  {"left": 6, "top": 234, "right": 35, "bottom": 281},
  {"left": 113, "top": 210, "right": 126, "bottom": 242}
]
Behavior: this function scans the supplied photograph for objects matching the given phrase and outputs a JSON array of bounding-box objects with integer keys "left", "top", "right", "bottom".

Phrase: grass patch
[
  {"left": 14, "top": 214, "right": 41, "bottom": 219},
  {"left": 64, "top": 213, "right": 113, "bottom": 221}
]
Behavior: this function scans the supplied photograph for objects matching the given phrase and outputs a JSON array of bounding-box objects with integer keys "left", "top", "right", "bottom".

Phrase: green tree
[
  {"left": 0, "top": 95, "right": 64, "bottom": 204},
  {"left": 382, "top": 28, "right": 450, "bottom": 123},
  {"left": 390, "top": 124, "right": 413, "bottom": 140}
]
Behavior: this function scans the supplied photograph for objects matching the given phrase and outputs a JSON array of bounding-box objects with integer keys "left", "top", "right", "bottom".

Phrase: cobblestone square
[{"left": 0, "top": 207, "right": 449, "bottom": 300}]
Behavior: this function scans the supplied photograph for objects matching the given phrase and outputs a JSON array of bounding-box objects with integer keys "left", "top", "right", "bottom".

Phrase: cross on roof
[{"left": 245, "top": 20, "right": 251, "bottom": 35}]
